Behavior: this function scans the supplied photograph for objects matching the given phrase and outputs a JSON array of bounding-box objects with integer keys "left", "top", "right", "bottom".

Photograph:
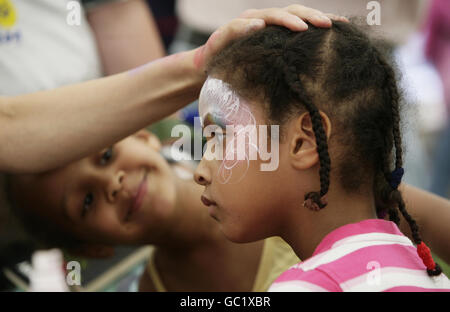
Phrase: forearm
[
  {"left": 87, "top": 0, "right": 166, "bottom": 75},
  {"left": 399, "top": 183, "right": 450, "bottom": 263},
  {"left": 0, "top": 50, "right": 204, "bottom": 173}
]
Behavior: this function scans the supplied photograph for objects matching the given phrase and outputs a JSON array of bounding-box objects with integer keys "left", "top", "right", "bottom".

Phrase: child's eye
[
  {"left": 100, "top": 146, "right": 114, "bottom": 165},
  {"left": 214, "top": 131, "right": 224, "bottom": 141},
  {"left": 210, "top": 130, "right": 224, "bottom": 141},
  {"left": 82, "top": 192, "right": 94, "bottom": 218}
]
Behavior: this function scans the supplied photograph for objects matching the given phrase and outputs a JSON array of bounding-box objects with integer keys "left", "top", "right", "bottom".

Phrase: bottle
[{"left": 29, "top": 249, "right": 69, "bottom": 292}]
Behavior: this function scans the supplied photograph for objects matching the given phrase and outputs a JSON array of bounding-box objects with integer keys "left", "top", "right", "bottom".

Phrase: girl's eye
[
  {"left": 82, "top": 192, "right": 94, "bottom": 218},
  {"left": 214, "top": 131, "right": 224, "bottom": 141},
  {"left": 211, "top": 129, "right": 224, "bottom": 141},
  {"left": 100, "top": 146, "right": 114, "bottom": 165}
]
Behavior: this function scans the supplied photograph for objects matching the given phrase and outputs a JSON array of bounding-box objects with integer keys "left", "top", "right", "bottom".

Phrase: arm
[
  {"left": 399, "top": 183, "right": 450, "bottom": 263},
  {"left": 0, "top": 49, "right": 201, "bottom": 173},
  {"left": 0, "top": 5, "right": 343, "bottom": 174},
  {"left": 86, "top": 0, "right": 166, "bottom": 75}
]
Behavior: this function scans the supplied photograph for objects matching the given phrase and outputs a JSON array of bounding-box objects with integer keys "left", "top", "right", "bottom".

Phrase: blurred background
[{"left": 0, "top": 0, "right": 448, "bottom": 291}]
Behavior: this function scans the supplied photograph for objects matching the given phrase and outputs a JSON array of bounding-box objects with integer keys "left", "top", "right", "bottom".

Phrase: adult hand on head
[{"left": 195, "top": 4, "right": 349, "bottom": 71}]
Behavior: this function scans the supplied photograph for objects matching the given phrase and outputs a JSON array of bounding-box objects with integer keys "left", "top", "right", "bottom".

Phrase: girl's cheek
[{"left": 219, "top": 160, "right": 249, "bottom": 184}]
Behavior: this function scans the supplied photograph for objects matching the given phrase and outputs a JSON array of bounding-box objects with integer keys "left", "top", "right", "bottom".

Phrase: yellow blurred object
[{"left": 0, "top": 0, "right": 17, "bottom": 28}]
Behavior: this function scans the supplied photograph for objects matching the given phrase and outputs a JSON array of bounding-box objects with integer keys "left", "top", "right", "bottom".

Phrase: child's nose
[
  {"left": 194, "top": 159, "right": 211, "bottom": 186},
  {"left": 106, "top": 170, "right": 125, "bottom": 202}
]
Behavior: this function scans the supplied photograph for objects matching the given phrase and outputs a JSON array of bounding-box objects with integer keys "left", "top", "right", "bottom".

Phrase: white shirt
[{"left": 0, "top": 0, "right": 102, "bottom": 95}]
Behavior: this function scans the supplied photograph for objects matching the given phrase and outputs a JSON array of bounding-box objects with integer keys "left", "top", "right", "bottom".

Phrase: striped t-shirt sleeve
[
  {"left": 268, "top": 265, "right": 341, "bottom": 292},
  {"left": 268, "top": 220, "right": 450, "bottom": 292}
]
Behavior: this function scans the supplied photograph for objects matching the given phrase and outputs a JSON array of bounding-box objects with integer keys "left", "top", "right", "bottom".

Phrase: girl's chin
[
  {"left": 136, "top": 200, "right": 175, "bottom": 224},
  {"left": 222, "top": 230, "right": 246, "bottom": 244}
]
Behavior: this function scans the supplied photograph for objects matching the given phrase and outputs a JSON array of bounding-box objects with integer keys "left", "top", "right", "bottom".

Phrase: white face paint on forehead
[
  {"left": 199, "top": 76, "right": 258, "bottom": 184},
  {"left": 197, "top": 76, "right": 280, "bottom": 182},
  {"left": 199, "top": 77, "right": 256, "bottom": 128}
]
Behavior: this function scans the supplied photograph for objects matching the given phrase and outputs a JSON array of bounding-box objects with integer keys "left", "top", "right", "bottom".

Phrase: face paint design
[{"left": 199, "top": 77, "right": 258, "bottom": 184}]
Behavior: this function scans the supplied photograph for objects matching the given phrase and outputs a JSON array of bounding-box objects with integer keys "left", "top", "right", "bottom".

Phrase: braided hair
[{"left": 207, "top": 22, "right": 441, "bottom": 276}]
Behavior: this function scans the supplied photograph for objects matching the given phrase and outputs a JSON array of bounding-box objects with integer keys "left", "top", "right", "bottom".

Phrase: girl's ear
[
  {"left": 319, "top": 111, "right": 332, "bottom": 140},
  {"left": 69, "top": 244, "right": 115, "bottom": 259},
  {"left": 289, "top": 111, "right": 331, "bottom": 170},
  {"left": 134, "top": 129, "right": 162, "bottom": 151}
]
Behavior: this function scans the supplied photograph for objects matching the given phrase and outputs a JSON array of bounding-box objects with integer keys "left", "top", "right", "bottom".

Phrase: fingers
[
  {"left": 285, "top": 5, "right": 350, "bottom": 27},
  {"left": 325, "top": 13, "right": 350, "bottom": 23},
  {"left": 198, "top": 5, "right": 350, "bottom": 71},
  {"left": 285, "top": 5, "right": 331, "bottom": 28},
  {"left": 240, "top": 5, "right": 350, "bottom": 31},
  {"left": 240, "top": 7, "right": 308, "bottom": 31}
]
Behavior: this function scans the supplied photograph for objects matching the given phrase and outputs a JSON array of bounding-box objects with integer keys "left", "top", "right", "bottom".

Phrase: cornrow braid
[
  {"left": 376, "top": 54, "right": 442, "bottom": 276},
  {"left": 282, "top": 62, "right": 331, "bottom": 209}
]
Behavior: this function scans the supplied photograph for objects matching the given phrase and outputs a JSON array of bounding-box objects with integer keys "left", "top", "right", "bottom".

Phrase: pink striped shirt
[{"left": 269, "top": 219, "right": 450, "bottom": 292}]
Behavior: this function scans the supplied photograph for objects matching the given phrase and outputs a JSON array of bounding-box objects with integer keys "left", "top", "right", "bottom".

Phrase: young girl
[
  {"left": 6, "top": 130, "right": 299, "bottom": 291},
  {"left": 194, "top": 22, "right": 450, "bottom": 291}
]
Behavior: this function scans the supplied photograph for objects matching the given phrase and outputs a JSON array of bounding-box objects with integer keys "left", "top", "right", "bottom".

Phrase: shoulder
[{"left": 268, "top": 264, "right": 342, "bottom": 292}]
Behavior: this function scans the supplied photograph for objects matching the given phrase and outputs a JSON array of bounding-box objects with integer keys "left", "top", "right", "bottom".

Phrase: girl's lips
[
  {"left": 201, "top": 195, "right": 216, "bottom": 207},
  {"left": 128, "top": 172, "right": 148, "bottom": 219},
  {"left": 201, "top": 195, "right": 220, "bottom": 221}
]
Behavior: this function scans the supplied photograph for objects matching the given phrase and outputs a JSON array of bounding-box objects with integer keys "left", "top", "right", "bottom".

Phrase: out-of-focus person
[
  {"left": 424, "top": 0, "right": 450, "bottom": 198},
  {"left": 0, "top": 0, "right": 165, "bottom": 277}
]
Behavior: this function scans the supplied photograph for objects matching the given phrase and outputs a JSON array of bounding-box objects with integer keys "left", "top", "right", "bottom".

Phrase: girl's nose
[
  {"left": 106, "top": 170, "right": 125, "bottom": 202},
  {"left": 194, "top": 159, "right": 211, "bottom": 186}
]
